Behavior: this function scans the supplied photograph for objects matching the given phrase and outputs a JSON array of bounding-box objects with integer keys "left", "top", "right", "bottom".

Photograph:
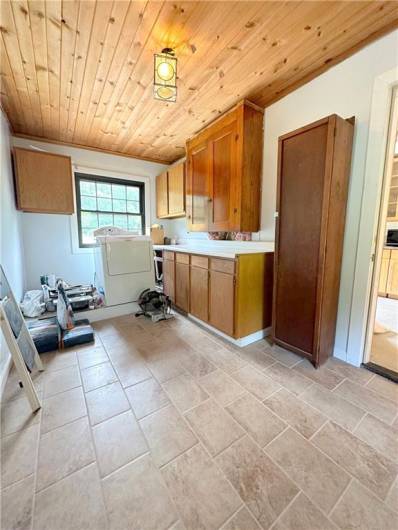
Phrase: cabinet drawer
[
  {"left": 191, "top": 255, "right": 208, "bottom": 269},
  {"left": 210, "top": 258, "right": 235, "bottom": 275},
  {"left": 176, "top": 252, "right": 190, "bottom": 264},
  {"left": 163, "top": 251, "right": 175, "bottom": 261}
]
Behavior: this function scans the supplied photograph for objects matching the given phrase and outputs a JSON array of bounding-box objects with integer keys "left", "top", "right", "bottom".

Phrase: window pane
[
  {"left": 82, "top": 228, "right": 96, "bottom": 245},
  {"left": 80, "top": 180, "right": 96, "bottom": 196},
  {"left": 127, "top": 200, "right": 140, "bottom": 213},
  {"left": 81, "top": 211, "right": 98, "bottom": 229},
  {"left": 127, "top": 187, "right": 140, "bottom": 201},
  {"left": 81, "top": 196, "right": 97, "bottom": 210},
  {"left": 114, "top": 214, "right": 128, "bottom": 229},
  {"left": 112, "top": 199, "right": 126, "bottom": 212},
  {"left": 97, "top": 183, "right": 111, "bottom": 197},
  {"left": 112, "top": 184, "right": 126, "bottom": 199},
  {"left": 128, "top": 215, "right": 142, "bottom": 232},
  {"left": 98, "top": 213, "right": 113, "bottom": 227},
  {"left": 97, "top": 198, "right": 112, "bottom": 211}
]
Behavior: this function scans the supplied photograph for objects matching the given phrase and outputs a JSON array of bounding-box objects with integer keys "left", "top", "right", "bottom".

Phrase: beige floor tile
[
  {"left": 1, "top": 474, "right": 34, "bottom": 530},
  {"left": 37, "top": 417, "right": 95, "bottom": 491},
  {"left": 198, "top": 370, "right": 245, "bottom": 407},
  {"left": 203, "top": 347, "right": 247, "bottom": 374},
  {"left": 366, "top": 374, "right": 398, "bottom": 403},
  {"left": 93, "top": 410, "right": 148, "bottom": 477},
  {"left": 147, "top": 355, "right": 188, "bottom": 383},
  {"left": 266, "top": 428, "right": 350, "bottom": 513},
  {"left": 125, "top": 377, "right": 170, "bottom": 419},
  {"left": 217, "top": 435, "right": 298, "bottom": 529},
  {"left": 335, "top": 379, "right": 398, "bottom": 424},
  {"left": 85, "top": 382, "right": 130, "bottom": 425},
  {"left": 41, "top": 351, "right": 78, "bottom": 372},
  {"left": 41, "top": 387, "right": 87, "bottom": 434},
  {"left": 238, "top": 346, "right": 276, "bottom": 370},
  {"left": 264, "top": 388, "right": 327, "bottom": 439},
  {"left": 169, "top": 520, "right": 186, "bottom": 530},
  {"left": 163, "top": 374, "right": 209, "bottom": 412},
  {"left": 1, "top": 423, "right": 39, "bottom": 488},
  {"left": 185, "top": 399, "right": 244, "bottom": 456},
  {"left": 355, "top": 413, "right": 398, "bottom": 465},
  {"left": 300, "top": 383, "right": 365, "bottom": 431},
  {"left": 276, "top": 492, "right": 337, "bottom": 530},
  {"left": 263, "top": 362, "right": 313, "bottom": 396},
  {"left": 220, "top": 507, "right": 261, "bottom": 530},
  {"left": 112, "top": 355, "right": 152, "bottom": 388},
  {"left": 386, "top": 477, "right": 398, "bottom": 513},
  {"left": 102, "top": 454, "right": 177, "bottom": 530},
  {"left": 331, "top": 480, "right": 398, "bottom": 530},
  {"left": 33, "top": 464, "right": 108, "bottom": 530},
  {"left": 162, "top": 444, "right": 242, "bottom": 530},
  {"left": 226, "top": 393, "right": 286, "bottom": 447},
  {"left": 293, "top": 360, "right": 344, "bottom": 390},
  {"left": 81, "top": 361, "right": 117, "bottom": 392},
  {"left": 77, "top": 345, "right": 109, "bottom": 369},
  {"left": 266, "top": 345, "right": 303, "bottom": 367},
  {"left": 231, "top": 365, "right": 280, "bottom": 401},
  {"left": 1, "top": 395, "right": 41, "bottom": 436},
  {"left": 42, "top": 365, "right": 81, "bottom": 398},
  {"left": 312, "top": 421, "right": 398, "bottom": 499},
  {"left": 181, "top": 352, "right": 217, "bottom": 379},
  {"left": 139, "top": 404, "right": 197, "bottom": 467},
  {"left": 325, "top": 357, "right": 373, "bottom": 386}
]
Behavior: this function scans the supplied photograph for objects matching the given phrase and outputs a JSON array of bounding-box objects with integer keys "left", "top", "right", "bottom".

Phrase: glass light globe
[
  {"left": 156, "top": 86, "right": 175, "bottom": 100},
  {"left": 157, "top": 61, "right": 174, "bottom": 81}
]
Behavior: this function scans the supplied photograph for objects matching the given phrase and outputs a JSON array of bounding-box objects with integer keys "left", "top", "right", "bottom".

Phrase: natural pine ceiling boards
[{"left": 1, "top": 1, "right": 397, "bottom": 164}]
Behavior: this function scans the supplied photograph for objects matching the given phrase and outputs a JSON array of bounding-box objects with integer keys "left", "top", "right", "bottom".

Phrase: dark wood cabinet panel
[
  {"left": 190, "top": 266, "right": 209, "bottom": 322},
  {"left": 209, "top": 270, "right": 235, "bottom": 336},
  {"left": 272, "top": 115, "right": 354, "bottom": 367},
  {"left": 163, "top": 257, "right": 175, "bottom": 302},
  {"left": 175, "top": 262, "right": 190, "bottom": 312}
]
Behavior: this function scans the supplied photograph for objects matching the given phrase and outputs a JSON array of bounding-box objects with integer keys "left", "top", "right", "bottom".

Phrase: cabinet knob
[{"left": 208, "top": 198, "right": 213, "bottom": 203}]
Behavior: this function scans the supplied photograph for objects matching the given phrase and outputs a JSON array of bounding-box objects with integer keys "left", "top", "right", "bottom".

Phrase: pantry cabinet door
[
  {"left": 209, "top": 270, "right": 235, "bottom": 336},
  {"left": 187, "top": 140, "right": 210, "bottom": 231}
]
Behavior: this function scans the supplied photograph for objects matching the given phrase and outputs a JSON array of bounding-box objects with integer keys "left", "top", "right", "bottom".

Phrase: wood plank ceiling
[{"left": 1, "top": 1, "right": 397, "bottom": 164}]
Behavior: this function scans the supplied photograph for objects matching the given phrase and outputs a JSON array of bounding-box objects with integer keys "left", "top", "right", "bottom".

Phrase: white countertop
[{"left": 153, "top": 241, "right": 274, "bottom": 258}]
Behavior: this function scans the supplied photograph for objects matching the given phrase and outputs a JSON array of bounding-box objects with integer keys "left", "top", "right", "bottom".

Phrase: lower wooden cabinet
[
  {"left": 378, "top": 249, "right": 398, "bottom": 299},
  {"left": 209, "top": 270, "right": 235, "bottom": 336},
  {"left": 163, "top": 250, "right": 273, "bottom": 339}
]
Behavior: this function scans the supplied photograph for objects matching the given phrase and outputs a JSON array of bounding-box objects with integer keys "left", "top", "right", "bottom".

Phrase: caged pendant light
[{"left": 153, "top": 48, "right": 177, "bottom": 102}]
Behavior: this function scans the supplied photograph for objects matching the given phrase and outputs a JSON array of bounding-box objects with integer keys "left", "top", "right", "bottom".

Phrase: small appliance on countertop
[{"left": 386, "top": 228, "right": 398, "bottom": 247}]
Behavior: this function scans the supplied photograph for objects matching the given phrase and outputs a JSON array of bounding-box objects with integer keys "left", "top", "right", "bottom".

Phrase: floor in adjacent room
[
  {"left": 370, "top": 296, "right": 398, "bottom": 374},
  {"left": 1, "top": 313, "right": 398, "bottom": 530}
]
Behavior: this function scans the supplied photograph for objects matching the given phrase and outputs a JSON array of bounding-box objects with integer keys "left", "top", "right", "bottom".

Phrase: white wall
[
  {"left": 12, "top": 137, "right": 167, "bottom": 290},
  {"left": 0, "top": 109, "right": 25, "bottom": 386},
  {"left": 167, "top": 30, "right": 398, "bottom": 364}
]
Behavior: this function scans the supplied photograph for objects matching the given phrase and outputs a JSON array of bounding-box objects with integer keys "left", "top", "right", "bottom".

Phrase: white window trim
[{"left": 70, "top": 164, "right": 151, "bottom": 255}]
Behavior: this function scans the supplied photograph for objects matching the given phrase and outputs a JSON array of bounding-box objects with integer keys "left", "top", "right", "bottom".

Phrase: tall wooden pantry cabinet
[{"left": 272, "top": 114, "right": 354, "bottom": 367}]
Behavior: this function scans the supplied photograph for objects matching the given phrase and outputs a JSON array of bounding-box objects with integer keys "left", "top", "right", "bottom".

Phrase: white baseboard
[
  {"left": 0, "top": 354, "right": 12, "bottom": 403},
  {"left": 188, "top": 314, "right": 270, "bottom": 347},
  {"left": 77, "top": 302, "right": 139, "bottom": 323}
]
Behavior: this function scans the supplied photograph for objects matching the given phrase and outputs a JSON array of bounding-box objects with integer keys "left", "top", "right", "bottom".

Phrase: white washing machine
[{"left": 94, "top": 227, "right": 155, "bottom": 306}]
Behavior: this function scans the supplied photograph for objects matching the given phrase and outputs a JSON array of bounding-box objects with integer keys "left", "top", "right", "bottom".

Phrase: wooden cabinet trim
[{"left": 191, "top": 255, "right": 208, "bottom": 269}]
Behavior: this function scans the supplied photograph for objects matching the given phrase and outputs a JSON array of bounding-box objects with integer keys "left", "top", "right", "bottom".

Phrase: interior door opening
[{"left": 364, "top": 88, "right": 398, "bottom": 381}]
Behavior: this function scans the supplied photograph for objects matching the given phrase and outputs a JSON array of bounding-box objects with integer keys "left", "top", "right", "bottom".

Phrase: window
[{"left": 75, "top": 173, "right": 145, "bottom": 247}]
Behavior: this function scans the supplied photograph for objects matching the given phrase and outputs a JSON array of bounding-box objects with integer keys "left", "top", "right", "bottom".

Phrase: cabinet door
[
  {"left": 378, "top": 250, "right": 391, "bottom": 296},
  {"left": 168, "top": 163, "right": 185, "bottom": 217},
  {"left": 156, "top": 172, "right": 168, "bottom": 218},
  {"left": 208, "top": 122, "right": 238, "bottom": 231},
  {"left": 187, "top": 141, "right": 210, "bottom": 231},
  {"left": 209, "top": 270, "right": 235, "bottom": 336},
  {"left": 175, "top": 262, "right": 190, "bottom": 312},
  {"left": 163, "top": 258, "right": 175, "bottom": 301},
  {"left": 14, "top": 148, "right": 74, "bottom": 214},
  {"left": 190, "top": 266, "right": 209, "bottom": 322},
  {"left": 386, "top": 250, "right": 398, "bottom": 298}
]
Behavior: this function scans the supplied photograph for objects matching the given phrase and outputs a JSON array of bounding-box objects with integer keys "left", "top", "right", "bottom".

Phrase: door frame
[{"left": 362, "top": 87, "right": 398, "bottom": 364}]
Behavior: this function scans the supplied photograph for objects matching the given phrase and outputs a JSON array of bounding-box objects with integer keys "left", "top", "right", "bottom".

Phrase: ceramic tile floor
[{"left": 1, "top": 313, "right": 398, "bottom": 530}]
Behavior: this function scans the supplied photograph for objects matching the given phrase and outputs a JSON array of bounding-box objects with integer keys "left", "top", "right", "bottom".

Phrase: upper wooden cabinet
[
  {"left": 186, "top": 100, "right": 263, "bottom": 232},
  {"left": 387, "top": 158, "right": 398, "bottom": 221},
  {"left": 156, "top": 162, "right": 185, "bottom": 219},
  {"left": 13, "top": 148, "right": 74, "bottom": 214}
]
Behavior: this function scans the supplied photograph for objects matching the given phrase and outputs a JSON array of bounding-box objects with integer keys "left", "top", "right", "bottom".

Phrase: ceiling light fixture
[{"left": 154, "top": 48, "right": 177, "bottom": 102}]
